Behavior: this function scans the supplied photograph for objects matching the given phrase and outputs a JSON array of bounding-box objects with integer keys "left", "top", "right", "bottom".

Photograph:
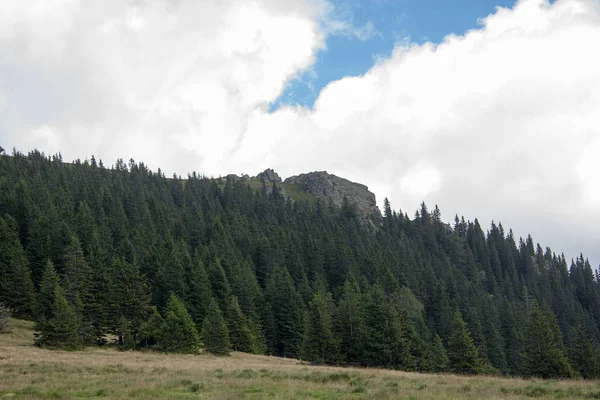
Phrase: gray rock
[
  {"left": 256, "top": 168, "right": 282, "bottom": 183},
  {"left": 284, "top": 171, "right": 382, "bottom": 227}
]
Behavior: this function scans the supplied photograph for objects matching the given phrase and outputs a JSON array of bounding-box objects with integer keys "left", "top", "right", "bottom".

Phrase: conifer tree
[
  {"left": 184, "top": 255, "right": 213, "bottom": 326},
  {"left": 35, "top": 260, "right": 61, "bottom": 321},
  {"left": 138, "top": 307, "right": 165, "bottom": 349},
  {"left": 359, "top": 285, "right": 415, "bottom": 370},
  {"left": 429, "top": 334, "right": 449, "bottom": 372},
  {"left": 226, "top": 296, "right": 254, "bottom": 353},
  {"left": 301, "top": 291, "right": 339, "bottom": 364},
  {"left": 62, "top": 235, "right": 96, "bottom": 343},
  {"left": 0, "top": 215, "right": 35, "bottom": 318},
  {"left": 159, "top": 294, "right": 201, "bottom": 354},
  {"left": 569, "top": 322, "right": 599, "bottom": 379},
  {"left": 519, "top": 302, "right": 574, "bottom": 378},
  {"left": 447, "top": 310, "right": 482, "bottom": 374},
  {"left": 108, "top": 257, "right": 152, "bottom": 339},
  {"left": 265, "top": 266, "right": 304, "bottom": 358},
  {"left": 35, "top": 284, "right": 81, "bottom": 350},
  {"left": 202, "top": 298, "right": 231, "bottom": 355},
  {"left": 117, "top": 315, "right": 135, "bottom": 350},
  {"left": 334, "top": 278, "right": 364, "bottom": 364}
]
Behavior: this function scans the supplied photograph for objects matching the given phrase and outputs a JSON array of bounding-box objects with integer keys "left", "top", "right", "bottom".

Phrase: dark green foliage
[
  {"left": 301, "top": 291, "right": 339, "bottom": 364},
  {"left": 35, "top": 261, "right": 61, "bottom": 322},
  {"left": 202, "top": 298, "right": 231, "bottom": 355},
  {"left": 358, "top": 285, "right": 415, "bottom": 370},
  {"left": 107, "top": 257, "right": 152, "bottom": 338},
  {"left": 158, "top": 294, "right": 201, "bottom": 354},
  {"left": 429, "top": 334, "right": 449, "bottom": 372},
  {"left": 226, "top": 296, "right": 254, "bottom": 353},
  {"left": 0, "top": 303, "right": 12, "bottom": 333},
  {"left": 568, "top": 321, "right": 600, "bottom": 379},
  {"left": 265, "top": 266, "right": 304, "bottom": 358},
  {"left": 519, "top": 303, "right": 574, "bottom": 378},
  {"left": 1, "top": 149, "right": 600, "bottom": 377},
  {"left": 334, "top": 278, "right": 364, "bottom": 364},
  {"left": 447, "top": 310, "right": 482, "bottom": 374},
  {"left": 35, "top": 285, "right": 81, "bottom": 350},
  {"left": 0, "top": 215, "right": 35, "bottom": 318},
  {"left": 138, "top": 307, "right": 165, "bottom": 349},
  {"left": 117, "top": 315, "right": 135, "bottom": 350}
]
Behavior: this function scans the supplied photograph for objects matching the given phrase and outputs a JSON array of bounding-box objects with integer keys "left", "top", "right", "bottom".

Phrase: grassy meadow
[{"left": 2, "top": 319, "right": 600, "bottom": 399}]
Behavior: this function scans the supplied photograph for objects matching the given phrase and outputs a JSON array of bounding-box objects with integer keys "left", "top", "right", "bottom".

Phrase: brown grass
[{"left": 2, "top": 319, "right": 600, "bottom": 399}]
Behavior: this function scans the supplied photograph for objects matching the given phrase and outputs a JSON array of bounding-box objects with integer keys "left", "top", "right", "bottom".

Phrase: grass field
[{"left": 2, "top": 320, "right": 600, "bottom": 399}]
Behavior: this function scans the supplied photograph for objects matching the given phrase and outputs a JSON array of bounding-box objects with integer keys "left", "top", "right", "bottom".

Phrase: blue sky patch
[{"left": 271, "top": 0, "right": 518, "bottom": 110}]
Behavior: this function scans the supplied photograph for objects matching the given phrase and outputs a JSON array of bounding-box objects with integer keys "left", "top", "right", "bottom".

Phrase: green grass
[{"left": 3, "top": 319, "right": 600, "bottom": 399}]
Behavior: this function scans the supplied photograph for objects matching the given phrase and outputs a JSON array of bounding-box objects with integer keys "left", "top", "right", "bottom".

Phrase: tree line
[{"left": 1, "top": 149, "right": 599, "bottom": 379}]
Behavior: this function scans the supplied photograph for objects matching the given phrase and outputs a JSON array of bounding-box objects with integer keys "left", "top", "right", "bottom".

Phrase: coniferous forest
[{"left": 2, "top": 149, "right": 600, "bottom": 379}]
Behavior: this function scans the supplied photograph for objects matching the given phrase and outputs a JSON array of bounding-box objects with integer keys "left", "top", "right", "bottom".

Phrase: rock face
[
  {"left": 256, "top": 168, "right": 282, "bottom": 183},
  {"left": 284, "top": 171, "right": 381, "bottom": 223}
]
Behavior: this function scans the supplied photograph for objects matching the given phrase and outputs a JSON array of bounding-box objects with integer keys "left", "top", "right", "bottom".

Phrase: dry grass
[{"left": 2, "top": 319, "right": 600, "bottom": 399}]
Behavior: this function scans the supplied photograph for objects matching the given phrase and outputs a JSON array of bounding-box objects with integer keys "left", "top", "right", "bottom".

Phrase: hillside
[
  {"left": 3, "top": 319, "right": 600, "bottom": 399},
  {"left": 1, "top": 149, "right": 600, "bottom": 379}
]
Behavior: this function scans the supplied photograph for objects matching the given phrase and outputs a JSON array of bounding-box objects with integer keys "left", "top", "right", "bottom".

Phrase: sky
[{"left": 1, "top": 0, "right": 599, "bottom": 266}]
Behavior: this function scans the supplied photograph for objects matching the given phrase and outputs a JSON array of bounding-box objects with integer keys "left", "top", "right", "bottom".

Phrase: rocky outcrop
[
  {"left": 284, "top": 171, "right": 381, "bottom": 227},
  {"left": 256, "top": 168, "right": 282, "bottom": 183}
]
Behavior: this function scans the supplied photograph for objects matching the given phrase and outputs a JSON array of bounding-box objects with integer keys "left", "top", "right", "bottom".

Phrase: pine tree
[
  {"left": 117, "top": 315, "right": 135, "bottom": 350},
  {"left": 429, "top": 334, "right": 449, "bottom": 372},
  {"left": 519, "top": 302, "right": 574, "bottom": 378},
  {"left": 569, "top": 322, "right": 599, "bottom": 379},
  {"left": 358, "top": 285, "right": 415, "bottom": 370},
  {"left": 0, "top": 215, "right": 35, "bottom": 318},
  {"left": 138, "top": 307, "right": 165, "bottom": 349},
  {"left": 265, "top": 266, "right": 304, "bottom": 358},
  {"left": 301, "top": 291, "right": 339, "bottom": 364},
  {"left": 447, "top": 310, "right": 482, "bottom": 374},
  {"left": 159, "top": 293, "right": 201, "bottom": 354},
  {"left": 226, "top": 296, "right": 254, "bottom": 353},
  {"left": 334, "top": 278, "right": 364, "bottom": 364},
  {"left": 202, "top": 298, "right": 231, "bottom": 355},
  {"left": 62, "top": 234, "right": 96, "bottom": 343},
  {"left": 35, "top": 260, "right": 61, "bottom": 322},
  {"left": 107, "top": 257, "right": 152, "bottom": 339},
  {"left": 35, "top": 285, "right": 81, "bottom": 350}
]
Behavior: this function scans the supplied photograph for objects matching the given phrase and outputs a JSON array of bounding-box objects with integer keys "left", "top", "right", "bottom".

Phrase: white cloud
[
  {"left": 0, "top": 0, "right": 326, "bottom": 173},
  {"left": 1, "top": 0, "right": 600, "bottom": 264},
  {"left": 231, "top": 0, "right": 600, "bottom": 264}
]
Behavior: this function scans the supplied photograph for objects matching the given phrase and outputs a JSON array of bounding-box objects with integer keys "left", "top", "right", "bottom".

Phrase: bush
[{"left": 0, "top": 303, "right": 12, "bottom": 333}]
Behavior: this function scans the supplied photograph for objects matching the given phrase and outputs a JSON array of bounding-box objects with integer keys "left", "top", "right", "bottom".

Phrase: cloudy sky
[{"left": 1, "top": 0, "right": 599, "bottom": 266}]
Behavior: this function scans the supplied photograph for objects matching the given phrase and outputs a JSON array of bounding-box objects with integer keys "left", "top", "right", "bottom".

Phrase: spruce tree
[
  {"left": 117, "top": 315, "right": 135, "bottom": 350},
  {"left": 35, "top": 285, "right": 81, "bottom": 350},
  {"left": 226, "top": 296, "right": 254, "bottom": 353},
  {"left": 159, "top": 293, "right": 201, "bottom": 354},
  {"left": 35, "top": 260, "right": 61, "bottom": 322},
  {"left": 108, "top": 257, "right": 152, "bottom": 339},
  {"left": 569, "top": 322, "right": 599, "bottom": 379},
  {"left": 429, "top": 334, "right": 449, "bottom": 373},
  {"left": 62, "top": 234, "right": 96, "bottom": 343},
  {"left": 138, "top": 307, "right": 165, "bottom": 349},
  {"left": 334, "top": 278, "right": 364, "bottom": 364},
  {"left": 447, "top": 310, "right": 482, "bottom": 374},
  {"left": 301, "top": 291, "right": 339, "bottom": 364},
  {"left": 202, "top": 298, "right": 231, "bottom": 355},
  {"left": 0, "top": 215, "right": 35, "bottom": 318},
  {"left": 519, "top": 303, "right": 574, "bottom": 378}
]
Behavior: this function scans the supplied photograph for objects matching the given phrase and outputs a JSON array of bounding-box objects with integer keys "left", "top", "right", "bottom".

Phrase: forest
[{"left": 1, "top": 149, "right": 599, "bottom": 379}]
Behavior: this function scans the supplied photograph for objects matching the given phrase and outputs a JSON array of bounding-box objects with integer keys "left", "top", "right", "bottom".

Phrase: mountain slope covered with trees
[{"left": 1, "top": 149, "right": 599, "bottom": 379}]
